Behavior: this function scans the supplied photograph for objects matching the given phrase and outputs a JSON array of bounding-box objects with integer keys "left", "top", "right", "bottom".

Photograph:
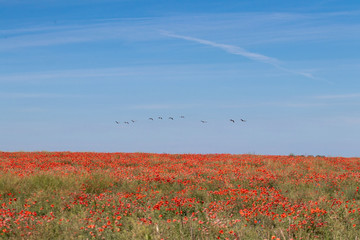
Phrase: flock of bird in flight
[{"left": 115, "top": 116, "right": 246, "bottom": 125}]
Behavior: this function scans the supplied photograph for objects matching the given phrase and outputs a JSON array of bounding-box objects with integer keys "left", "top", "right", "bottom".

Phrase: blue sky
[{"left": 1, "top": 0, "right": 360, "bottom": 156}]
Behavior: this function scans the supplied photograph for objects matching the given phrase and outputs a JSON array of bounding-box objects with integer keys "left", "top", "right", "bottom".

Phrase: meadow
[{"left": 0, "top": 152, "right": 359, "bottom": 239}]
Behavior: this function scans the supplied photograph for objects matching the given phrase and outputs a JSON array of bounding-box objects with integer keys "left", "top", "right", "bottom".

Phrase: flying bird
[
  {"left": 115, "top": 121, "right": 119, "bottom": 124},
  {"left": 131, "top": 120, "right": 136, "bottom": 123},
  {"left": 158, "top": 117, "right": 163, "bottom": 119},
  {"left": 240, "top": 119, "right": 246, "bottom": 122},
  {"left": 149, "top": 118, "right": 154, "bottom": 120},
  {"left": 230, "top": 119, "right": 235, "bottom": 123},
  {"left": 180, "top": 116, "right": 185, "bottom": 118},
  {"left": 169, "top": 117, "right": 174, "bottom": 120},
  {"left": 201, "top": 120, "right": 207, "bottom": 123},
  {"left": 124, "top": 121, "right": 129, "bottom": 124}
]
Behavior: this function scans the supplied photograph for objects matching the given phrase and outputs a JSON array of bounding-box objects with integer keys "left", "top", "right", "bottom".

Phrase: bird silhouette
[{"left": 115, "top": 116, "right": 245, "bottom": 125}]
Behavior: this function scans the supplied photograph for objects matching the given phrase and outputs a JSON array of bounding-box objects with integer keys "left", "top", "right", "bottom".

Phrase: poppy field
[{"left": 0, "top": 152, "right": 360, "bottom": 239}]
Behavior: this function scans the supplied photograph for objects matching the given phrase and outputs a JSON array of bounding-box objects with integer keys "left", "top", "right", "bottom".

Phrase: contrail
[
  {"left": 162, "top": 31, "right": 279, "bottom": 65},
  {"left": 161, "top": 31, "right": 320, "bottom": 81}
]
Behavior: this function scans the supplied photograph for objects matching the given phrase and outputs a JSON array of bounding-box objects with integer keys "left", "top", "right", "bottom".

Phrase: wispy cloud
[
  {"left": 0, "top": 68, "right": 134, "bottom": 82},
  {"left": 1, "top": 11, "right": 359, "bottom": 51},
  {"left": 340, "top": 116, "right": 360, "bottom": 124},
  {"left": 0, "top": 64, "right": 282, "bottom": 83},
  {"left": 15, "top": 107, "right": 47, "bottom": 113},
  {"left": 314, "top": 93, "right": 360, "bottom": 99},
  {"left": 125, "top": 103, "right": 204, "bottom": 110},
  {"left": 0, "top": 92, "right": 82, "bottom": 99},
  {"left": 161, "top": 31, "right": 280, "bottom": 65},
  {"left": 0, "top": 20, "right": 158, "bottom": 51},
  {"left": 161, "top": 31, "right": 319, "bottom": 81}
]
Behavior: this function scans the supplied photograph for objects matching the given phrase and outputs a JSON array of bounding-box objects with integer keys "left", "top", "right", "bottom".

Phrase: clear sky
[{"left": 1, "top": 0, "right": 360, "bottom": 156}]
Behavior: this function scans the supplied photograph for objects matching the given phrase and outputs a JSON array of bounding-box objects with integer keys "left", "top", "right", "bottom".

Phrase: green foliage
[
  {"left": 1, "top": 153, "right": 360, "bottom": 239},
  {"left": 82, "top": 171, "right": 114, "bottom": 194}
]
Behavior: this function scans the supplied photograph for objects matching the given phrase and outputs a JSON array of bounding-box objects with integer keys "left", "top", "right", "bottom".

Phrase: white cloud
[
  {"left": 0, "top": 92, "right": 82, "bottom": 99},
  {"left": 125, "top": 104, "right": 203, "bottom": 110},
  {"left": 314, "top": 93, "right": 360, "bottom": 99},
  {"left": 0, "top": 63, "right": 282, "bottom": 83},
  {"left": 1, "top": 11, "right": 359, "bottom": 51},
  {"left": 162, "top": 31, "right": 318, "bottom": 80},
  {"left": 0, "top": 20, "right": 158, "bottom": 50},
  {"left": 161, "top": 31, "right": 280, "bottom": 65}
]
